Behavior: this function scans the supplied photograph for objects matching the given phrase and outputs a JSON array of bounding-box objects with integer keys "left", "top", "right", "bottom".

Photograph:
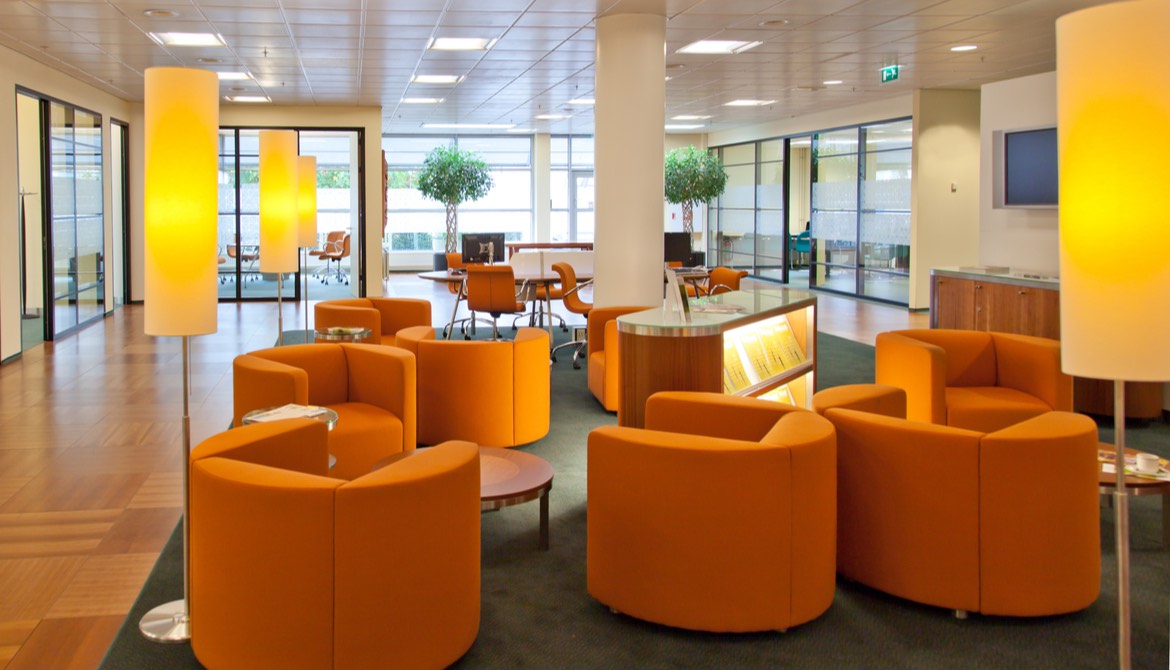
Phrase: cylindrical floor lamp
[
  {"left": 138, "top": 67, "right": 219, "bottom": 643},
  {"left": 260, "top": 130, "right": 299, "bottom": 345},
  {"left": 1057, "top": 3, "right": 1170, "bottom": 668},
  {"left": 298, "top": 155, "right": 318, "bottom": 339}
]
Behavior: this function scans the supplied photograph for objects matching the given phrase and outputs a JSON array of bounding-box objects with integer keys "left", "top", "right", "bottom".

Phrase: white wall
[
  {"left": 979, "top": 71, "right": 1059, "bottom": 273},
  {"left": 911, "top": 88, "right": 982, "bottom": 309},
  {"left": 0, "top": 43, "right": 132, "bottom": 360}
]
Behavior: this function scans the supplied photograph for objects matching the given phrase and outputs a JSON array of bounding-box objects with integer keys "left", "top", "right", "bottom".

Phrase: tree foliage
[
  {"left": 416, "top": 145, "right": 494, "bottom": 207},
  {"left": 664, "top": 145, "right": 728, "bottom": 205}
]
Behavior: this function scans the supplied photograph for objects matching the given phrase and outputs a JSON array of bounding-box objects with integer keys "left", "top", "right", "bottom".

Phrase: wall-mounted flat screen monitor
[
  {"left": 993, "top": 126, "right": 1058, "bottom": 208},
  {"left": 664, "top": 232, "right": 692, "bottom": 266},
  {"left": 461, "top": 232, "right": 506, "bottom": 264}
]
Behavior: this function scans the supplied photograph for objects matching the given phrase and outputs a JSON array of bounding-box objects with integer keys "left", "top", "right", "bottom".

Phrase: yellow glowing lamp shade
[
  {"left": 297, "top": 155, "right": 318, "bottom": 248},
  {"left": 1057, "top": 0, "right": 1170, "bottom": 382},
  {"left": 259, "top": 129, "right": 300, "bottom": 273},
  {"left": 144, "top": 67, "right": 219, "bottom": 337}
]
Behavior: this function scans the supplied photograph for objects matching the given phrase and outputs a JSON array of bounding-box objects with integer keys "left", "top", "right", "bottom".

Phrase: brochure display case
[{"left": 616, "top": 288, "right": 817, "bottom": 428}]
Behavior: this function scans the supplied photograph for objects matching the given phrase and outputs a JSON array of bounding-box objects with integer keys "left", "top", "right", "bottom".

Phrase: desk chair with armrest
[
  {"left": 465, "top": 265, "right": 529, "bottom": 341},
  {"left": 227, "top": 244, "right": 260, "bottom": 282},
  {"left": 319, "top": 233, "right": 351, "bottom": 285},
  {"left": 550, "top": 261, "right": 592, "bottom": 368}
]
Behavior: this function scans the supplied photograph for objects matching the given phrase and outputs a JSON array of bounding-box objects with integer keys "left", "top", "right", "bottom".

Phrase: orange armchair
[
  {"left": 314, "top": 297, "right": 431, "bottom": 344},
  {"left": 190, "top": 419, "right": 480, "bottom": 670},
  {"left": 875, "top": 329, "right": 1072, "bottom": 433},
  {"left": 233, "top": 342, "right": 416, "bottom": 480},
  {"left": 821, "top": 407, "right": 1099, "bottom": 617},
  {"left": 396, "top": 325, "right": 550, "bottom": 448},
  {"left": 586, "top": 305, "right": 648, "bottom": 412},
  {"left": 588, "top": 392, "right": 836, "bottom": 632}
]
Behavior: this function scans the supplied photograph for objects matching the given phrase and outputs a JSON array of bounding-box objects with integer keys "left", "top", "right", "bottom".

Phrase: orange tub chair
[
  {"left": 190, "top": 419, "right": 480, "bottom": 670},
  {"left": 820, "top": 406, "right": 1100, "bottom": 617},
  {"left": 314, "top": 297, "right": 431, "bottom": 344},
  {"left": 876, "top": 329, "right": 1072, "bottom": 433},
  {"left": 233, "top": 342, "right": 416, "bottom": 480},
  {"left": 395, "top": 325, "right": 550, "bottom": 448},
  {"left": 586, "top": 306, "right": 648, "bottom": 412},
  {"left": 588, "top": 392, "right": 837, "bottom": 632}
]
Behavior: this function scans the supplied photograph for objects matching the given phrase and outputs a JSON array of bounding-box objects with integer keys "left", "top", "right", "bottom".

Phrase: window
[
  {"left": 551, "top": 136, "right": 594, "bottom": 242},
  {"left": 384, "top": 136, "right": 533, "bottom": 257}
]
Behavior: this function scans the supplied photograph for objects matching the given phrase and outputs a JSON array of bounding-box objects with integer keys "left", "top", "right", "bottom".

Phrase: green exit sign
[{"left": 881, "top": 65, "right": 900, "bottom": 83}]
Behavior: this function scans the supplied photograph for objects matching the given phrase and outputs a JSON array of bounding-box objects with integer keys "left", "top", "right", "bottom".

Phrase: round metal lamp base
[{"left": 139, "top": 599, "right": 190, "bottom": 643}]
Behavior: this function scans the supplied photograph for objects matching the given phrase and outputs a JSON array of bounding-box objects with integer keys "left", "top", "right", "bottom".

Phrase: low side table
[
  {"left": 1098, "top": 443, "right": 1170, "bottom": 548},
  {"left": 242, "top": 404, "right": 339, "bottom": 468},
  {"left": 480, "top": 447, "right": 554, "bottom": 551},
  {"left": 314, "top": 326, "right": 372, "bottom": 343}
]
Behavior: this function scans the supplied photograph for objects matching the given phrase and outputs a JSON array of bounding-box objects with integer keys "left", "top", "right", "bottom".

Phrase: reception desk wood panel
[
  {"left": 617, "top": 289, "right": 817, "bottom": 428},
  {"left": 931, "top": 268, "right": 1161, "bottom": 419}
]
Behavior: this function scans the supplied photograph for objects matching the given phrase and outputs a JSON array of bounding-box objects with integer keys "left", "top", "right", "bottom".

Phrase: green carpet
[{"left": 100, "top": 331, "right": 1170, "bottom": 669}]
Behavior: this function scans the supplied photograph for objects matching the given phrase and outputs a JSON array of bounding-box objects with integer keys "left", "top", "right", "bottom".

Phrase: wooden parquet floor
[{"left": 0, "top": 275, "right": 924, "bottom": 668}]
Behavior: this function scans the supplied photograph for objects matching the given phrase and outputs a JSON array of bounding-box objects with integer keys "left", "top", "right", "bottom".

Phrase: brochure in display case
[{"left": 723, "top": 314, "right": 806, "bottom": 394}]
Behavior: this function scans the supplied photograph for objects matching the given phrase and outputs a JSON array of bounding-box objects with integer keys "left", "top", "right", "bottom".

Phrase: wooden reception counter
[
  {"left": 931, "top": 267, "right": 1162, "bottom": 420},
  {"left": 616, "top": 288, "right": 817, "bottom": 428}
]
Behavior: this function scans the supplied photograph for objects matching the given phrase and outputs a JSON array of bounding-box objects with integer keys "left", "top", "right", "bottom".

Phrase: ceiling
[{"left": 0, "top": 0, "right": 1118, "bottom": 135}]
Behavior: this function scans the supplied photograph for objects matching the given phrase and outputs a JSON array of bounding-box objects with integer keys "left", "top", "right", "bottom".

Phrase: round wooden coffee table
[
  {"left": 480, "top": 447, "right": 554, "bottom": 551},
  {"left": 373, "top": 446, "right": 554, "bottom": 550},
  {"left": 1098, "top": 443, "right": 1170, "bottom": 548}
]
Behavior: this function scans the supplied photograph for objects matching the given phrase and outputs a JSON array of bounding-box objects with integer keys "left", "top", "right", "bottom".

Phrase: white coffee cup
[{"left": 1135, "top": 453, "right": 1160, "bottom": 475}]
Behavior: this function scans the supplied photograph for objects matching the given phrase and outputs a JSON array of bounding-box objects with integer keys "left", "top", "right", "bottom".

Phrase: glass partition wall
[
  {"left": 16, "top": 89, "right": 107, "bottom": 342},
  {"left": 711, "top": 117, "right": 911, "bottom": 306},
  {"left": 217, "top": 128, "right": 363, "bottom": 300}
]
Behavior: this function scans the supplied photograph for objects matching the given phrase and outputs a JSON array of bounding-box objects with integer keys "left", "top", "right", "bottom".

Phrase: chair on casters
[
  {"left": 319, "top": 233, "right": 351, "bottom": 285},
  {"left": 465, "top": 265, "right": 529, "bottom": 341},
  {"left": 310, "top": 230, "right": 344, "bottom": 280},
  {"left": 790, "top": 230, "right": 811, "bottom": 269},
  {"left": 706, "top": 266, "right": 748, "bottom": 295},
  {"left": 550, "top": 261, "right": 592, "bottom": 369}
]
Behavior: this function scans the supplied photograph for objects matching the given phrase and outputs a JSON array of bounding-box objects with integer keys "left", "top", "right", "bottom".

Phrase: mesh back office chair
[
  {"left": 465, "top": 265, "right": 529, "bottom": 341},
  {"left": 550, "top": 262, "right": 592, "bottom": 369}
]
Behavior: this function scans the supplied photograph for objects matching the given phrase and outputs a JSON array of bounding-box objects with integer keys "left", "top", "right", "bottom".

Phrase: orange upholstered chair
[
  {"left": 820, "top": 407, "right": 1099, "bottom": 617},
  {"left": 586, "top": 305, "right": 648, "bottom": 412},
  {"left": 189, "top": 419, "right": 480, "bottom": 670},
  {"left": 396, "top": 325, "right": 550, "bottom": 448},
  {"left": 233, "top": 342, "right": 415, "bottom": 480},
  {"left": 314, "top": 297, "right": 431, "bottom": 344},
  {"left": 588, "top": 392, "right": 837, "bottom": 632},
  {"left": 550, "top": 261, "right": 591, "bottom": 368},
  {"left": 465, "top": 265, "right": 528, "bottom": 340},
  {"left": 875, "top": 329, "right": 1072, "bottom": 433}
]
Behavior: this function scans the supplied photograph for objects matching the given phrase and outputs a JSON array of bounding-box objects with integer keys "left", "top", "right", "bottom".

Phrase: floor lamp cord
[{"left": 138, "top": 335, "right": 192, "bottom": 643}]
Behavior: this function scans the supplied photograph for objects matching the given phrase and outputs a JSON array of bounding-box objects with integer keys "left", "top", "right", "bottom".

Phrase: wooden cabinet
[
  {"left": 931, "top": 268, "right": 1161, "bottom": 419},
  {"left": 617, "top": 289, "right": 817, "bottom": 428}
]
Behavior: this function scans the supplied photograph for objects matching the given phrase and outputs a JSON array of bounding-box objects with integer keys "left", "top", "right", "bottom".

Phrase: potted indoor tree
[
  {"left": 416, "top": 145, "right": 494, "bottom": 269},
  {"left": 664, "top": 145, "right": 728, "bottom": 235}
]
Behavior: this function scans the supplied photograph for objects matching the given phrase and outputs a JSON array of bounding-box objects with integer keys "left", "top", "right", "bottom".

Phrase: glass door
[{"left": 16, "top": 92, "right": 45, "bottom": 349}]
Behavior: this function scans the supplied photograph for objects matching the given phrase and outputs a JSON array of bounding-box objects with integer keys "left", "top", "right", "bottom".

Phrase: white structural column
[{"left": 593, "top": 12, "right": 666, "bottom": 308}]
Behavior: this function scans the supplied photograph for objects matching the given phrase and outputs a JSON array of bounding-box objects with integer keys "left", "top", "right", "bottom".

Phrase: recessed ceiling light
[
  {"left": 402, "top": 97, "right": 443, "bottom": 104},
  {"left": 672, "top": 115, "right": 712, "bottom": 120},
  {"left": 216, "top": 72, "right": 251, "bottom": 81},
  {"left": 724, "top": 99, "right": 775, "bottom": 107},
  {"left": 823, "top": 80, "right": 843, "bottom": 85},
  {"left": 421, "top": 123, "right": 515, "bottom": 130},
  {"left": 677, "top": 40, "right": 762, "bottom": 55},
  {"left": 412, "top": 74, "right": 463, "bottom": 85},
  {"left": 225, "top": 95, "right": 270, "bottom": 103},
  {"left": 535, "top": 114, "right": 571, "bottom": 120},
  {"left": 566, "top": 98, "right": 594, "bottom": 105},
  {"left": 665, "top": 124, "right": 703, "bottom": 130},
  {"left": 148, "top": 32, "right": 226, "bottom": 47},
  {"left": 427, "top": 37, "right": 497, "bottom": 51},
  {"left": 143, "top": 9, "right": 178, "bottom": 18},
  {"left": 950, "top": 44, "right": 978, "bottom": 52},
  {"left": 758, "top": 19, "right": 790, "bottom": 27}
]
